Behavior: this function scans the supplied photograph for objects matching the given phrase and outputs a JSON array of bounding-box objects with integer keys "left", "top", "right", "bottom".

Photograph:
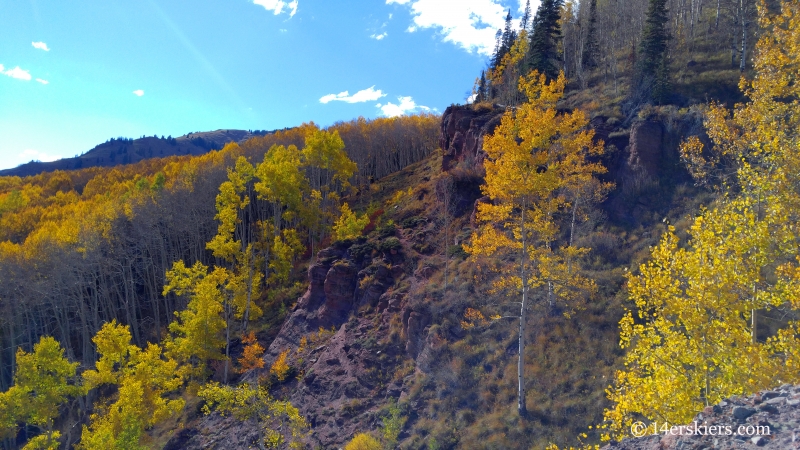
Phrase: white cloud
[
  {"left": 371, "top": 32, "right": 388, "bottom": 40},
  {"left": 376, "top": 96, "right": 431, "bottom": 117},
  {"left": 320, "top": 86, "right": 386, "bottom": 104},
  {"left": 254, "top": 0, "right": 298, "bottom": 17},
  {"left": 35, "top": 78, "right": 49, "bottom": 85},
  {"left": 133, "top": 89, "right": 144, "bottom": 96},
  {"left": 2, "top": 66, "right": 32, "bottom": 81},
  {"left": 19, "top": 149, "right": 59, "bottom": 163},
  {"left": 387, "top": 0, "right": 512, "bottom": 55},
  {"left": 32, "top": 41, "right": 50, "bottom": 51}
]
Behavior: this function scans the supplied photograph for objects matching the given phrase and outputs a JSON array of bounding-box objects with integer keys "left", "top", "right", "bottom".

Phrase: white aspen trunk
[
  {"left": 518, "top": 204, "right": 528, "bottom": 416},
  {"left": 224, "top": 298, "right": 231, "bottom": 384},
  {"left": 739, "top": 0, "right": 747, "bottom": 72},
  {"left": 243, "top": 247, "right": 253, "bottom": 331}
]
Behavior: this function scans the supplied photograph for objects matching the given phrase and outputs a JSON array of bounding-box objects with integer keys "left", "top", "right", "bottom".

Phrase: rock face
[
  {"left": 603, "top": 385, "right": 800, "bottom": 449},
  {"left": 439, "top": 104, "right": 505, "bottom": 171},
  {"left": 626, "top": 120, "right": 664, "bottom": 180}
]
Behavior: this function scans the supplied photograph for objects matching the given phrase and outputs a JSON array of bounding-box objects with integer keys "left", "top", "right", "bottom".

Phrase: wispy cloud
[
  {"left": 36, "top": 78, "right": 49, "bottom": 85},
  {"left": 32, "top": 41, "right": 50, "bottom": 51},
  {"left": 320, "top": 86, "right": 386, "bottom": 104},
  {"left": 146, "top": 0, "right": 247, "bottom": 110},
  {"left": 376, "top": 96, "right": 431, "bottom": 117},
  {"left": 370, "top": 32, "right": 388, "bottom": 40},
  {"left": 2, "top": 66, "right": 32, "bottom": 81},
  {"left": 19, "top": 149, "right": 60, "bottom": 163},
  {"left": 133, "top": 89, "right": 145, "bottom": 96},
  {"left": 253, "top": 0, "right": 298, "bottom": 17},
  {"left": 386, "top": 0, "right": 512, "bottom": 55}
]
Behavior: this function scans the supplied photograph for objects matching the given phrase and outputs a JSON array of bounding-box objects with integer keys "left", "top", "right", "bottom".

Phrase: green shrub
[{"left": 380, "top": 237, "right": 402, "bottom": 253}]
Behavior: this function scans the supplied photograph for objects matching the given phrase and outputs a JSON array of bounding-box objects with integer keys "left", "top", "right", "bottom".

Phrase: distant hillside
[{"left": 0, "top": 129, "right": 278, "bottom": 178}]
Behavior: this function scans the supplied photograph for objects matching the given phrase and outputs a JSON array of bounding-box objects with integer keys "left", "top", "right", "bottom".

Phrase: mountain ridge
[{"left": 0, "top": 128, "right": 280, "bottom": 178}]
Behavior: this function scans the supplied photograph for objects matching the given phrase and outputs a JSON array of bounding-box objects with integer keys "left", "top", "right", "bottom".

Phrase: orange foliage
[{"left": 238, "top": 332, "right": 266, "bottom": 373}]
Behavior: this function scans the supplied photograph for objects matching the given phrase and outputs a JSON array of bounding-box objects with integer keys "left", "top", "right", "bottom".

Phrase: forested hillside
[
  {"left": 0, "top": 114, "right": 437, "bottom": 384},
  {"left": 1, "top": 0, "right": 799, "bottom": 449}
]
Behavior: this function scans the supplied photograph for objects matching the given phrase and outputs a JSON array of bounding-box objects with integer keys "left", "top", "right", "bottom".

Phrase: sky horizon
[{"left": 0, "top": 0, "right": 535, "bottom": 171}]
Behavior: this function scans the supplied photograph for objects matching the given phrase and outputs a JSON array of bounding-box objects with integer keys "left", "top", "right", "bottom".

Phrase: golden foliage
[
  {"left": 465, "top": 71, "right": 607, "bottom": 307},
  {"left": 344, "top": 433, "right": 382, "bottom": 450},
  {"left": 0, "top": 337, "right": 82, "bottom": 447},
  {"left": 79, "top": 321, "right": 184, "bottom": 449},
  {"left": 271, "top": 349, "right": 291, "bottom": 382},
  {"left": 460, "top": 307, "right": 488, "bottom": 329},
  {"left": 332, "top": 203, "right": 370, "bottom": 242}
]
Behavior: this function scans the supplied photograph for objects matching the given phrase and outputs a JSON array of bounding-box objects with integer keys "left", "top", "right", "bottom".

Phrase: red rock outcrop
[
  {"left": 439, "top": 104, "right": 505, "bottom": 171},
  {"left": 627, "top": 120, "right": 664, "bottom": 179}
]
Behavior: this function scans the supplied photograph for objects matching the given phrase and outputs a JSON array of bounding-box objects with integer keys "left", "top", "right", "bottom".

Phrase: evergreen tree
[
  {"left": 520, "top": 0, "right": 532, "bottom": 32},
  {"left": 476, "top": 70, "right": 488, "bottom": 103},
  {"left": 500, "top": 10, "right": 515, "bottom": 61},
  {"left": 582, "top": 0, "right": 599, "bottom": 70},
  {"left": 490, "top": 28, "right": 503, "bottom": 71},
  {"left": 636, "top": 0, "right": 671, "bottom": 103},
  {"left": 651, "top": 53, "right": 671, "bottom": 105},
  {"left": 527, "top": 0, "right": 564, "bottom": 80}
]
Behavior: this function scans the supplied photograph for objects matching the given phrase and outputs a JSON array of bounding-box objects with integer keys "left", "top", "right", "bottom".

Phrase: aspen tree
[
  {"left": 0, "top": 336, "right": 82, "bottom": 450},
  {"left": 332, "top": 203, "right": 369, "bottom": 242},
  {"left": 162, "top": 261, "right": 228, "bottom": 378},
  {"left": 79, "top": 321, "right": 183, "bottom": 449},
  {"left": 466, "top": 71, "right": 606, "bottom": 416}
]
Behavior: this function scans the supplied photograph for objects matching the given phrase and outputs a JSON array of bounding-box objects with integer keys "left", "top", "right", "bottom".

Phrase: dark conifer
[
  {"left": 476, "top": 70, "right": 488, "bottom": 103},
  {"left": 500, "top": 10, "right": 515, "bottom": 57},
  {"left": 527, "top": 0, "right": 564, "bottom": 80},
  {"left": 520, "top": 0, "right": 532, "bottom": 32},
  {"left": 651, "top": 53, "right": 671, "bottom": 105},
  {"left": 490, "top": 28, "right": 503, "bottom": 70},
  {"left": 639, "top": 0, "right": 670, "bottom": 75},
  {"left": 635, "top": 0, "right": 671, "bottom": 103}
]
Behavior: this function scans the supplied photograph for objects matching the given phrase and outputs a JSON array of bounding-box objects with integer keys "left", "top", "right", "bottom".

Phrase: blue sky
[{"left": 0, "top": 0, "right": 533, "bottom": 170}]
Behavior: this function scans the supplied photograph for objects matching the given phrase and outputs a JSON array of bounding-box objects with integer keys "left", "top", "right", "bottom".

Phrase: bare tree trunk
[
  {"left": 739, "top": 0, "right": 747, "bottom": 72},
  {"left": 243, "top": 247, "right": 253, "bottom": 331},
  {"left": 224, "top": 298, "right": 231, "bottom": 384},
  {"left": 518, "top": 205, "right": 528, "bottom": 417}
]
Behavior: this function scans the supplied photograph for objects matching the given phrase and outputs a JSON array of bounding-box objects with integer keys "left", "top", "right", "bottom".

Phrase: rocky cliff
[{"left": 439, "top": 104, "right": 504, "bottom": 171}]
